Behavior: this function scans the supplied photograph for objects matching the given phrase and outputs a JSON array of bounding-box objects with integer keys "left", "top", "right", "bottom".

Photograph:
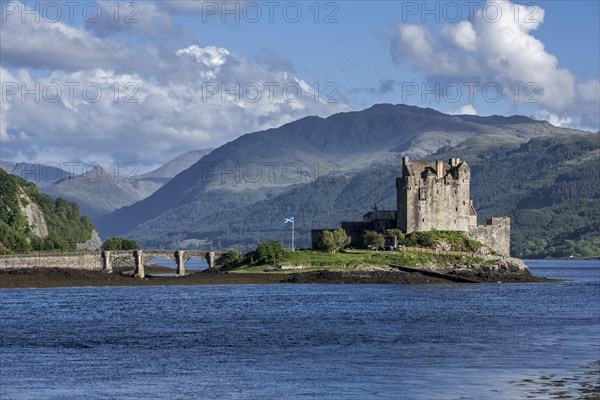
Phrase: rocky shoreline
[{"left": 0, "top": 259, "right": 554, "bottom": 289}]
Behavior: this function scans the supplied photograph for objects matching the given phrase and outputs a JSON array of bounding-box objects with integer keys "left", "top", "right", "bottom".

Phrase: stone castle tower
[
  {"left": 396, "top": 156, "right": 510, "bottom": 256},
  {"left": 320, "top": 156, "right": 511, "bottom": 257},
  {"left": 396, "top": 156, "right": 475, "bottom": 233}
]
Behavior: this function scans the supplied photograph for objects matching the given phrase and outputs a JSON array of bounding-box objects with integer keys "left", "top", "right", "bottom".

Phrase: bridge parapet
[
  {"left": 0, "top": 250, "right": 223, "bottom": 278},
  {"left": 102, "top": 250, "right": 224, "bottom": 277},
  {"left": 0, "top": 252, "right": 102, "bottom": 270}
]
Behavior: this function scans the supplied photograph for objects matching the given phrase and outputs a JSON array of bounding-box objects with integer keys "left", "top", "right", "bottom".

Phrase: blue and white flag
[{"left": 284, "top": 217, "right": 294, "bottom": 224}]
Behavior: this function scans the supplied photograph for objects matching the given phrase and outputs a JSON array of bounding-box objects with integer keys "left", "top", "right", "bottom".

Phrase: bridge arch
[{"left": 101, "top": 250, "right": 223, "bottom": 278}]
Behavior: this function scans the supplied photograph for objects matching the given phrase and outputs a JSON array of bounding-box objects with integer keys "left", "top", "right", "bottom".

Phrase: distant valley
[{"left": 2, "top": 149, "right": 213, "bottom": 217}]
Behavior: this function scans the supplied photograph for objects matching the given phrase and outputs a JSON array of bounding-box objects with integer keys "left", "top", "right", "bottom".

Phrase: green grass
[{"left": 228, "top": 249, "right": 483, "bottom": 274}]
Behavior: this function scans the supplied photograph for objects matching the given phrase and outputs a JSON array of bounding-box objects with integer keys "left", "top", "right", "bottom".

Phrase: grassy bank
[{"left": 229, "top": 249, "right": 484, "bottom": 274}]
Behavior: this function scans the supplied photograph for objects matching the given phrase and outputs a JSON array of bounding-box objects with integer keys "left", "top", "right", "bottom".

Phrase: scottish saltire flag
[{"left": 284, "top": 217, "right": 294, "bottom": 224}]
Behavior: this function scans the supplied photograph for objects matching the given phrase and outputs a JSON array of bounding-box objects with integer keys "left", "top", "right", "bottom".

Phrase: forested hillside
[
  {"left": 125, "top": 134, "right": 599, "bottom": 258},
  {"left": 0, "top": 169, "right": 96, "bottom": 253},
  {"left": 471, "top": 135, "right": 599, "bottom": 258}
]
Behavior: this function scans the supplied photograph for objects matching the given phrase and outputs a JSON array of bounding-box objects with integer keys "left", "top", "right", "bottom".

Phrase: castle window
[
  {"left": 463, "top": 201, "right": 466, "bottom": 205},
  {"left": 456, "top": 207, "right": 458, "bottom": 212},
  {"left": 422, "top": 218, "right": 425, "bottom": 223},
  {"left": 419, "top": 188, "right": 427, "bottom": 201}
]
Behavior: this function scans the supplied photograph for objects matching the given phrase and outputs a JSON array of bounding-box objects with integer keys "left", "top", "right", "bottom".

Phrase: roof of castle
[{"left": 403, "top": 159, "right": 469, "bottom": 179}]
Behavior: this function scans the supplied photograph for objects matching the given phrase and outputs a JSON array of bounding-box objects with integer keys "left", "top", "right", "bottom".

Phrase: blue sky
[{"left": 1, "top": 0, "right": 598, "bottom": 170}]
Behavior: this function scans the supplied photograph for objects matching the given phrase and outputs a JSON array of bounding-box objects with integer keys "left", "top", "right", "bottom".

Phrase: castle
[{"left": 317, "top": 156, "right": 511, "bottom": 256}]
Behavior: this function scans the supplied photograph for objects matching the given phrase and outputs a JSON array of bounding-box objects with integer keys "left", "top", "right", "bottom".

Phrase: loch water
[{"left": 1, "top": 260, "right": 599, "bottom": 400}]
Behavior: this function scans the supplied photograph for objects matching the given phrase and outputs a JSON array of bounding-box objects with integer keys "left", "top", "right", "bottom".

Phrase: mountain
[
  {"left": 0, "top": 161, "right": 71, "bottom": 188},
  {"left": 0, "top": 169, "right": 98, "bottom": 254},
  {"left": 129, "top": 149, "right": 214, "bottom": 199},
  {"left": 136, "top": 149, "right": 214, "bottom": 182},
  {"left": 44, "top": 166, "right": 145, "bottom": 218},
  {"left": 97, "top": 104, "right": 581, "bottom": 238},
  {"left": 122, "top": 134, "right": 599, "bottom": 258},
  {"left": 40, "top": 149, "right": 213, "bottom": 217},
  {"left": 469, "top": 135, "right": 600, "bottom": 258}
]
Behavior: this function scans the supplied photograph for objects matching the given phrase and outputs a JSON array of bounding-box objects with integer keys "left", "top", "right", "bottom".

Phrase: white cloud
[
  {"left": 0, "top": 5, "right": 133, "bottom": 71},
  {"left": 534, "top": 110, "right": 572, "bottom": 128},
  {"left": 1, "top": 46, "right": 348, "bottom": 167},
  {"left": 442, "top": 21, "right": 477, "bottom": 52},
  {"left": 0, "top": 1, "right": 349, "bottom": 167},
  {"left": 449, "top": 105, "right": 478, "bottom": 115},
  {"left": 176, "top": 45, "right": 229, "bottom": 67},
  {"left": 390, "top": 0, "right": 597, "bottom": 128}
]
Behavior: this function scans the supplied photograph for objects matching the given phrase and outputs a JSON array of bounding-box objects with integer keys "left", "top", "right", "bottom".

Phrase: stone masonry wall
[
  {"left": 0, "top": 252, "right": 103, "bottom": 270},
  {"left": 398, "top": 164, "right": 472, "bottom": 233},
  {"left": 470, "top": 217, "right": 511, "bottom": 257}
]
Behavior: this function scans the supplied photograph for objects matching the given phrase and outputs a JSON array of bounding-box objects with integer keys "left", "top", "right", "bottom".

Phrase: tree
[
  {"left": 385, "top": 229, "right": 405, "bottom": 248},
  {"left": 220, "top": 249, "right": 244, "bottom": 269},
  {"left": 315, "top": 228, "right": 350, "bottom": 254},
  {"left": 256, "top": 241, "right": 284, "bottom": 265},
  {"left": 101, "top": 237, "right": 140, "bottom": 251},
  {"left": 363, "top": 230, "right": 385, "bottom": 249}
]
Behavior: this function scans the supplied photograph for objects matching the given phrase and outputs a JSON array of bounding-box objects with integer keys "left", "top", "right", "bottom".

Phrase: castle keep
[
  {"left": 397, "top": 156, "right": 474, "bottom": 233},
  {"left": 332, "top": 156, "right": 511, "bottom": 256}
]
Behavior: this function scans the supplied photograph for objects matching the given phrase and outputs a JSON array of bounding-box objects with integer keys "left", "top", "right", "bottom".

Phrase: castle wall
[
  {"left": 470, "top": 217, "right": 511, "bottom": 257},
  {"left": 396, "top": 177, "right": 408, "bottom": 231},
  {"left": 0, "top": 252, "right": 103, "bottom": 270},
  {"left": 340, "top": 219, "right": 396, "bottom": 247}
]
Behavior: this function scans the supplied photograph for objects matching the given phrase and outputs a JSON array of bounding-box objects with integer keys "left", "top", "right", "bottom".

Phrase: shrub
[
  {"left": 385, "top": 229, "right": 405, "bottom": 246},
  {"left": 363, "top": 230, "right": 385, "bottom": 249},
  {"left": 255, "top": 241, "right": 284, "bottom": 265},
  {"left": 101, "top": 237, "right": 140, "bottom": 251},
  {"left": 220, "top": 249, "right": 245, "bottom": 269},
  {"left": 405, "top": 230, "right": 482, "bottom": 252},
  {"left": 315, "top": 228, "right": 351, "bottom": 254}
]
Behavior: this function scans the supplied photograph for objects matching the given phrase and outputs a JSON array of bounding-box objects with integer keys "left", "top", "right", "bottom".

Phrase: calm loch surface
[{"left": 1, "top": 260, "right": 599, "bottom": 399}]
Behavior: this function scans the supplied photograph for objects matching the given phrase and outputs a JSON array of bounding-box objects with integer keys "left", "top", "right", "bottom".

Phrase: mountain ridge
[{"left": 96, "top": 104, "right": 591, "bottom": 248}]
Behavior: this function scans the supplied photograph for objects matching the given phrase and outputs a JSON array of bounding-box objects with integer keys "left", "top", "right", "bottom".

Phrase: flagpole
[{"left": 284, "top": 217, "right": 295, "bottom": 251}]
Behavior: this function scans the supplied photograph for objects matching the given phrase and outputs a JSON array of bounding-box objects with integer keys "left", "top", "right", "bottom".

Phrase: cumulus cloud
[
  {"left": 0, "top": 7, "right": 134, "bottom": 71},
  {"left": 1, "top": 47, "right": 348, "bottom": 168},
  {"left": 534, "top": 110, "right": 572, "bottom": 128},
  {"left": 0, "top": 2, "right": 348, "bottom": 168},
  {"left": 390, "top": 0, "right": 598, "bottom": 129},
  {"left": 449, "top": 105, "right": 478, "bottom": 115}
]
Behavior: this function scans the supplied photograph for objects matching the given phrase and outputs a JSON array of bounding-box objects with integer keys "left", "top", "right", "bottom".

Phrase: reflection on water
[{"left": 148, "top": 257, "right": 209, "bottom": 271}]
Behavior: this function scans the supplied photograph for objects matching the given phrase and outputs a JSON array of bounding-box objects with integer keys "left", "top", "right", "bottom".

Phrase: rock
[
  {"left": 435, "top": 239, "right": 452, "bottom": 251},
  {"left": 18, "top": 189, "right": 49, "bottom": 238},
  {"left": 77, "top": 230, "right": 102, "bottom": 251}
]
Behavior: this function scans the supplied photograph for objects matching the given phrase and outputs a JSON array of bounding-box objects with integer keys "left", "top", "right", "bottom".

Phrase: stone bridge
[
  {"left": 102, "top": 250, "right": 223, "bottom": 278},
  {"left": 0, "top": 250, "right": 224, "bottom": 279}
]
